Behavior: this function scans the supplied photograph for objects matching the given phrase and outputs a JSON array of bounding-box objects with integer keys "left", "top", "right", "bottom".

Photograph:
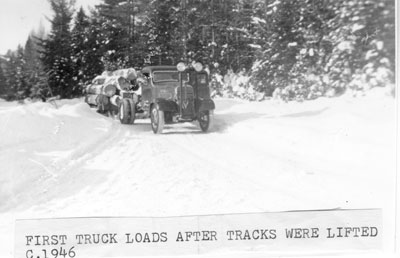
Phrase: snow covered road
[{"left": 0, "top": 92, "right": 397, "bottom": 257}]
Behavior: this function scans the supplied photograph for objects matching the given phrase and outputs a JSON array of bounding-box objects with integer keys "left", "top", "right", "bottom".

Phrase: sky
[{"left": 0, "top": 0, "right": 101, "bottom": 55}]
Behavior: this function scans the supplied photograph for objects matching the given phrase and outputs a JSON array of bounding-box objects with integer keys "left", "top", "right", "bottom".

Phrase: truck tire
[
  {"left": 119, "top": 99, "right": 132, "bottom": 124},
  {"left": 198, "top": 111, "right": 213, "bottom": 132},
  {"left": 127, "top": 99, "right": 135, "bottom": 124},
  {"left": 151, "top": 104, "right": 164, "bottom": 134}
]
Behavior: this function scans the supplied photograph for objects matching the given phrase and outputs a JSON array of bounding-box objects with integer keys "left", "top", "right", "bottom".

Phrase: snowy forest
[{"left": 0, "top": 0, "right": 395, "bottom": 102}]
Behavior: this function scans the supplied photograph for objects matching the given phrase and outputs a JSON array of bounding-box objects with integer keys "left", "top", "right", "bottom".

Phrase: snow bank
[
  {"left": 0, "top": 99, "right": 113, "bottom": 211},
  {"left": 0, "top": 93, "right": 396, "bottom": 258}
]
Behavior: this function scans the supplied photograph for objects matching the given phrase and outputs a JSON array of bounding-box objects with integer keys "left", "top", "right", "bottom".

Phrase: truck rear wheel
[
  {"left": 119, "top": 99, "right": 135, "bottom": 124},
  {"left": 151, "top": 104, "right": 164, "bottom": 134},
  {"left": 198, "top": 111, "right": 213, "bottom": 132},
  {"left": 127, "top": 99, "right": 135, "bottom": 124}
]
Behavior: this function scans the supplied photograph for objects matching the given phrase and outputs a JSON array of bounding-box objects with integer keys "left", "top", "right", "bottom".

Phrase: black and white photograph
[{"left": 0, "top": 0, "right": 398, "bottom": 257}]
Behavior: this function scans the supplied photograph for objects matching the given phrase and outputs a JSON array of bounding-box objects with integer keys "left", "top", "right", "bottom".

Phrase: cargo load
[{"left": 84, "top": 68, "right": 139, "bottom": 113}]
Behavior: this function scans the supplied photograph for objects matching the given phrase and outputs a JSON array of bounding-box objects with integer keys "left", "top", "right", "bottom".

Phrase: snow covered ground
[{"left": 0, "top": 89, "right": 397, "bottom": 258}]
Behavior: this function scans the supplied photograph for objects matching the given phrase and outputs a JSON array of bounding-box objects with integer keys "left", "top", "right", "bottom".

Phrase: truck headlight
[
  {"left": 193, "top": 62, "right": 203, "bottom": 72},
  {"left": 177, "top": 62, "right": 186, "bottom": 72}
]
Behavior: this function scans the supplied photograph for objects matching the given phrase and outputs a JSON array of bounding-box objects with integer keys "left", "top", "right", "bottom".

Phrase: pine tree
[
  {"left": 2, "top": 50, "right": 16, "bottom": 99},
  {"left": 147, "top": 0, "right": 181, "bottom": 65},
  {"left": 223, "top": 0, "right": 257, "bottom": 72},
  {"left": 117, "top": 0, "right": 149, "bottom": 66},
  {"left": 71, "top": 7, "right": 92, "bottom": 91},
  {"left": 15, "top": 46, "right": 30, "bottom": 99},
  {"left": 2, "top": 46, "right": 30, "bottom": 100},
  {"left": 184, "top": 0, "right": 213, "bottom": 66},
  {"left": 247, "top": 0, "right": 395, "bottom": 99},
  {"left": 24, "top": 22, "right": 50, "bottom": 101},
  {"left": 96, "top": 0, "right": 133, "bottom": 70},
  {"left": 24, "top": 35, "right": 44, "bottom": 100},
  {"left": 249, "top": 0, "right": 301, "bottom": 95},
  {"left": 40, "top": 0, "right": 76, "bottom": 98},
  {"left": 83, "top": 9, "right": 107, "bottom": 76},
  {"left": 0, "top": 61, "right": 8, "bottom": 98},
  {"left": 176, "top": 0, "right": 257, "bottom": 73}
]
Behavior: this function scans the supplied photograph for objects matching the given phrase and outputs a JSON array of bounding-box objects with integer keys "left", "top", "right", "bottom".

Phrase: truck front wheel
[
  {"left": 151, "top": 104, "right": 165, "bottom": 134},
  {"left": 198, "top": 111, "right": 213, "bottom": 132}
]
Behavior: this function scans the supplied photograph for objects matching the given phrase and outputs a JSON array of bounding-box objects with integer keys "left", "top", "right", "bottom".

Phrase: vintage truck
[{"left": 118, "top": 63, "right": 215, "bottom": 133}]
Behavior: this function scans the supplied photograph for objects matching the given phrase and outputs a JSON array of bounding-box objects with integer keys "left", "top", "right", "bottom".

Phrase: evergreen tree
[
  {"left": 95, "top": 0, "right": 150, "bottom": 69},
  {"left": 40, "top": 0, "right": 76, "bottom": 98},
  {"left": 96, "top": 0, "right": 133, "bottom": 70},
  {"left": 146, "top": 0, "right": 181, "bottom": 65},
  {"left": 25, "top": 23, "right": 50, "bottom": 101},
  {"left": 1, "top": 0, "right": 391, "bottom": 101},
  {"left": 2, "top": 51, "right": 16, "bottom": 100},
  {"left": 250, "top": 0, "right": 303, "bottom": 95},
  {"left": 3, "top": 46, "right": 30, "bottom": 100},
  {"left": 24, "top": 36, "right": 38, "bottom": 73},
  {"left": 0, "top": 61, "right": 8, "bottom": 98},
  {"left": 184, "top": 0, "right": 215, "bottom": 66},
  {"left": 177, "top": 0, "right": 256, "bottom": 73},
  {"left": 248, "top": 0, "right": 395, "bottom": 99},
  {"left": 15, "top": 46, "right": 30, "bottom": 99},
  {"left": 117, "top": 0, "right": 150, "bottom": 67},
  {"left": 71, "top": 7, "right": 93, "bottom": 90},
  {"left": 24, "top": 35, "right": 45, "bottom": 100},
  {"left": 215, "top": 0, "right": 255, "bottom": 72},
  {"left": 323, "top": 0, "right": 395, "bottom": 93},
  {"left": 83, "top": 9, "right": 107, "bottom": 77}
]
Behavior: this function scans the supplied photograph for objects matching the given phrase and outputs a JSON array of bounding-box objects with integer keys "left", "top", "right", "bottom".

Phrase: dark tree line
[{"left": 0, "top": 0, "right": 395, "bottom": 101}]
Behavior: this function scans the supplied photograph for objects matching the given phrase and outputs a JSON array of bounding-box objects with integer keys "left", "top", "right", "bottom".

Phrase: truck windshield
[{"left": 153, "top": 71, "right": 188, "bottom": 83}]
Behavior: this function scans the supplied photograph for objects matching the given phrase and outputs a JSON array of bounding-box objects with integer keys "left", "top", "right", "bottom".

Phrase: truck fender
[{"left": 196, "top": 99, "right": 215, "bottom": 112}]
